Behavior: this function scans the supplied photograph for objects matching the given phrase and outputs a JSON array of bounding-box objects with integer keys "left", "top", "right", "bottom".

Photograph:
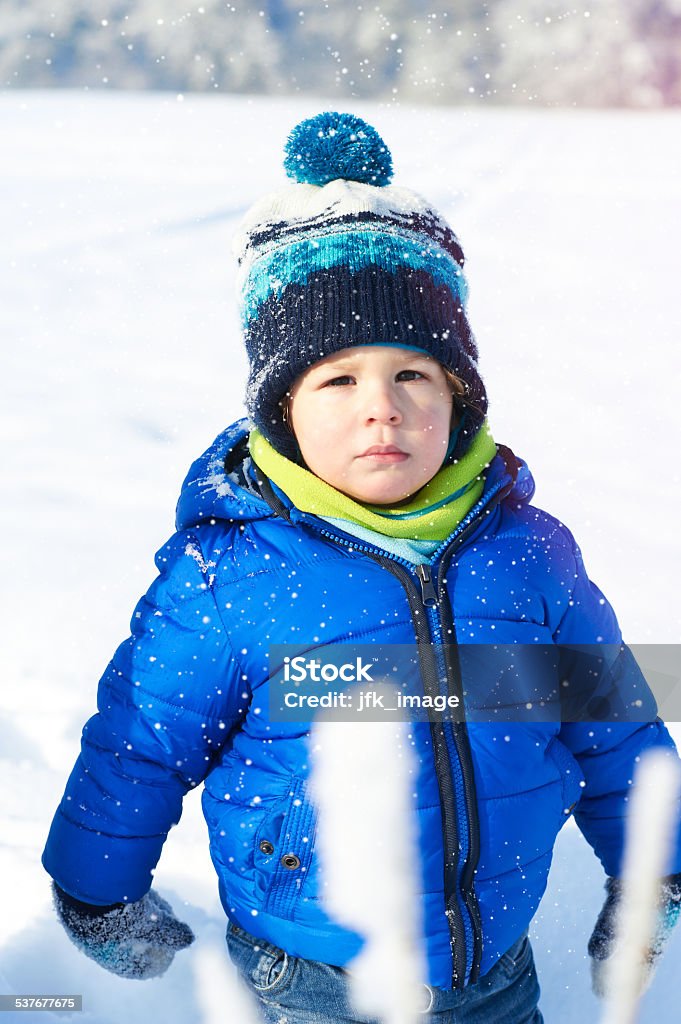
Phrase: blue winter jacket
[{"left": 43, "top": 420, "right": 681, "bottom": 989}]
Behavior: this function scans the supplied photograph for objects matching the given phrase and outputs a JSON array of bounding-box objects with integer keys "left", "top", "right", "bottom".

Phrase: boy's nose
[{"left": 364, "top": 383, "right": 402, "bottom": 425}]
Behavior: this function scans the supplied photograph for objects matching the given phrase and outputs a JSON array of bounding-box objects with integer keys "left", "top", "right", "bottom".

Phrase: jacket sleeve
[
  {"left": 552, "top": 530, "right": 681, "bottom": 878},
  {"left": 42, "top": 528, "right": 245, "bottom": 905}
]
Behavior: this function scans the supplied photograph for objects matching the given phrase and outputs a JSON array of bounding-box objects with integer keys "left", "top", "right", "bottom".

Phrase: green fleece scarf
[{"left": 249, "top": 422, "right": 497, "bottom": 542}]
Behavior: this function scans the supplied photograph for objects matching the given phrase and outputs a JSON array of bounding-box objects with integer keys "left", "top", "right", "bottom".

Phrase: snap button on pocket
[
  {"left": 259, "top": 840, "right": 275, "bottom": 855},
  {"left": 281, "top": 853, "right": 301, "bottom": 869}
]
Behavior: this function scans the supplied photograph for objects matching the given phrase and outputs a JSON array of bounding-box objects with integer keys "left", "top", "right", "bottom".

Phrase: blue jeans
[{"left": 226, "top": 921, "right": 544, "bottom": 1023}]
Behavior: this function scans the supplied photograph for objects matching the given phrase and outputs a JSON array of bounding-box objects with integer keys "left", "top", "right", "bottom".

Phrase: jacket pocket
[
  {"left": 251, "top": 790, "right": 294, "bottom": 902},
  {"left": 497, "top": 931, "right": 533, "bottom": 981},
  {"left": 546, "top": 737, "right": 585, "bottom": 819},
  {"left": 226, "top": 921, "right": 295, "bottom": 994},
  {"left": 257, "top": 776, "right": 318, "bottom": 918}
]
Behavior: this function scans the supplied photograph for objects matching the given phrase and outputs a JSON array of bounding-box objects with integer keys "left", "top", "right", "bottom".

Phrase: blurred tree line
[{"left": 2, "top": 0, "right": 681, "bottom": 105}]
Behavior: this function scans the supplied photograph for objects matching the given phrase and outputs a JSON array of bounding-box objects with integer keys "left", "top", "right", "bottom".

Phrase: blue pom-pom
[{"left": 283, "top": 112, "right": 393, "bottom": 187}]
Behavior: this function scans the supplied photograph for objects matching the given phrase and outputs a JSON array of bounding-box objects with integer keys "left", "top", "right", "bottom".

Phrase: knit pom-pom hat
[{"left": 233, "top": 111, "right": 487, "bottom": 460}]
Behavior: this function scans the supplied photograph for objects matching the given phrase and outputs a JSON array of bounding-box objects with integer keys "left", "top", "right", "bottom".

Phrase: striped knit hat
[{"left": 233, "top": 111, "right": 487, "bottom": 460}]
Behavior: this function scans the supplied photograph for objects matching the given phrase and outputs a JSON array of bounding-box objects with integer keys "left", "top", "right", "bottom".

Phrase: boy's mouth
[{"left": 358, "top": 444, "right": 409, "bottom": 463}]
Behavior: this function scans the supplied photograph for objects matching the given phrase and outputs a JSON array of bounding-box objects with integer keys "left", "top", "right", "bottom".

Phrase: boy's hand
[
  {"left": 588, "top": 874, "right": 681, "bottom": 998},
  {"left": 52, "top": 883, "right": 195, "bottom": 980}
]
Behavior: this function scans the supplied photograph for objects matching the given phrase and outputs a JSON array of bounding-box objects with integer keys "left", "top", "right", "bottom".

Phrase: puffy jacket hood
[
  {"left": 175, "top": 418, "right": 536, "bottom": 532},
  {"left": 175, "top": 419, "right": 270, "bottom": 529}
]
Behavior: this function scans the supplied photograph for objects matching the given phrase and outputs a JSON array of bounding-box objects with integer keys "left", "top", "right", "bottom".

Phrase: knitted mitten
[
  {"left": 588, "top": 874, "right": 681, "bottom": 998},
  {"left": 52, "top": 883, "right": 195, "bottom": 980}
]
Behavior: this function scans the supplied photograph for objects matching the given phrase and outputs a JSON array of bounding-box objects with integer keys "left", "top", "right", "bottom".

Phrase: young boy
[{"left": 43, "top": 112, "right": 681, "bottom": 1023}]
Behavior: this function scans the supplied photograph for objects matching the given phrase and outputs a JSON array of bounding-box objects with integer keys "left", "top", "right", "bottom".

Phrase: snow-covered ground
[{"left": 1, "top": 90, "right": 680, "bottom": 1022}]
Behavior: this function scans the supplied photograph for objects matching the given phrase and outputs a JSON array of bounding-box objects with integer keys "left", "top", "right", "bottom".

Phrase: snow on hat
[{"left": 233, "top": 111, "right": 487, "bottom": 459}]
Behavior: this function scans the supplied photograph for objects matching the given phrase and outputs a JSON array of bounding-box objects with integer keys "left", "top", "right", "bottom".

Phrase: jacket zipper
[
  {"left": 416, "top": 563, "right": 438, "bottom": 606},
  {"left": 307, "top": 515, "right": 489, "bottom": 987},
  {"left": 428, "top": 477, "right": 518, "bottom": 985},
  {"left": 436, "top": 543, "right": 484, "bottom": 983},
  {"left": 358, "top": 552, "right": 470, "bottom": 985}
]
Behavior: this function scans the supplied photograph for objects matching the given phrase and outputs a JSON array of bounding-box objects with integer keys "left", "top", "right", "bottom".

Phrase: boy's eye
[{"left": 320, "top": 369, "right": 426, "bottom": 387}]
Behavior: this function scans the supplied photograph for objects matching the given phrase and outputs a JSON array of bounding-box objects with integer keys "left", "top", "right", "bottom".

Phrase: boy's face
[{"left": 288, "top": 345, "right": 454, "bottom": 505}]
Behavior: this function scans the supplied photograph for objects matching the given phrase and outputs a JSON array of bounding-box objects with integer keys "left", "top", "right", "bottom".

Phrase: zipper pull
[{"left": 417, "top": 564, "right": 438, "bottom": 607}]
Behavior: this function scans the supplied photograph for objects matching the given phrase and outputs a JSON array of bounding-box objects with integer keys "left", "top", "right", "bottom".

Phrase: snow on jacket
[{"left": 43, "top": 419, "right": 681, "bottom": 989}]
